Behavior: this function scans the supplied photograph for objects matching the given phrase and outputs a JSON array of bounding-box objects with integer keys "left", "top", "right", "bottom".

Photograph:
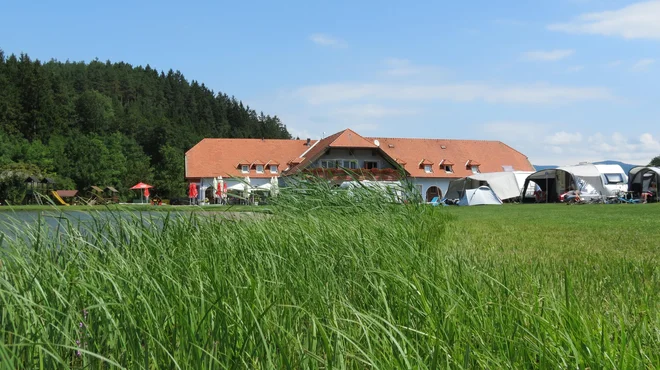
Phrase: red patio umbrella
[
  {"left": 130, "top": 182, "right": 153, "bottom": 190},
  {"left": 130, "top": 182, "right": 153, "bottom": 203},
  {"left": 188, "top": 183, "right": 198, "bottom": 204}
]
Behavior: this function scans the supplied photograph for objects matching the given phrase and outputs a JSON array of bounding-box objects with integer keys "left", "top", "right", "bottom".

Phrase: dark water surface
[{"left": 0, "top": 210, "right": 178, "bottom": 244}]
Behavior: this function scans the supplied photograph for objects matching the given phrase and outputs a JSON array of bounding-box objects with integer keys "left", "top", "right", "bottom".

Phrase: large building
[{"left": 185, "top": 128, "right": 534, "bottom": 202}]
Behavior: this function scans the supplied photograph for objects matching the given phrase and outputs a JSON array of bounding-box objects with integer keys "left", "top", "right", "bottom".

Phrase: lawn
[{"left": 0, "top": 194, "right": 657, "bottom": 368}]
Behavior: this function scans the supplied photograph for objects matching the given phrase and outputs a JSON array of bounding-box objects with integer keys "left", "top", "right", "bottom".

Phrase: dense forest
[{"left": 0, "top": 49, "right": 291, "bottom": 202}]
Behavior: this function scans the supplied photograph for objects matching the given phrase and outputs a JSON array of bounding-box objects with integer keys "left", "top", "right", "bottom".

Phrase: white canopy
[
  {"left": 445, "top": 171, "right": 533, "bottom": 201},
  {"left": 522, "top": 164, "right": 608, "bottom": 202},
  {"left": 457, "top": 186, "right": 503, "bottom": 206},
  {"left": 226, "top": 183, "right": 246, "bottom": 191}
]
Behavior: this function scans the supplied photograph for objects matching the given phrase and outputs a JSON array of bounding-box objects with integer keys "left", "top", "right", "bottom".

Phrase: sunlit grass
[{"left": 0, "top": 186, "right": 658, "bottom": 368}]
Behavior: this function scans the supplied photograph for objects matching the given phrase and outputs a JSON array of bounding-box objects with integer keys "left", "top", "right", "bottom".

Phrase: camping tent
[
  {"left": 457, "top": 186, "right": 502, "bottom": 206},
  {"left": 445, "top": 171, "right": 533, "bottom": 201},
  {"left": 628, "top": 166, "right": 660, "bottom": 199},
  {"left": 521, "top": 164, "right": 607, "bottom": 203}
]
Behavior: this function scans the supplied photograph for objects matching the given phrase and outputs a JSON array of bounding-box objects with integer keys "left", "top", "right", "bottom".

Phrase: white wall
[{"left": 409, "top": 177, "right": 452, "bottom": 200}]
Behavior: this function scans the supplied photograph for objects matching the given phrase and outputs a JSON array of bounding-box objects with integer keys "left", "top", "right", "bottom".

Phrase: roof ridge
[{"left": 367, "top": 136, "right": 505, "bottom": 143}]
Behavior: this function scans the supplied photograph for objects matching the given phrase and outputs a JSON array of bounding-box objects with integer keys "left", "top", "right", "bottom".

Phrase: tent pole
[{"left": 545, "top": 172, "right": 548, "bottom": 204}]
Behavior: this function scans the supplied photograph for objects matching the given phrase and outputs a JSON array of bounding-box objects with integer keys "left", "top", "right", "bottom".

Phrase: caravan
[{"left": 595, "top": 164, "right": 628, "bottom": 195}]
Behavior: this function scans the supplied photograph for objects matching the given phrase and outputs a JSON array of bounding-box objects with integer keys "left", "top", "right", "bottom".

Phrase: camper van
[{"left": 595, "top": 164, "right": 628, "bottom": 195}]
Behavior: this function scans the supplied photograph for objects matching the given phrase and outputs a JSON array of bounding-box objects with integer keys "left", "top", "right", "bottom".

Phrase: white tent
[
  {"left": 226, "top": 183, "right": 246, "bottom": 191},
  {"left": 521, "top": 164, "right": 607, "bottom": 203},
  {"left": 457, "top": 186, "right": 503, "bottom": 206},
  {"left": 445, "top": 171, "right": 533, "bottom": 201},
  {"left": 256, "top": 183, "right": 272, "bottom": 191}
]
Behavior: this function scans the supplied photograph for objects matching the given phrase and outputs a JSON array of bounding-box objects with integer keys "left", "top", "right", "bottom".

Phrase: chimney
[{"left": 306, "top": 138, "right": 311, "bottom": 146}]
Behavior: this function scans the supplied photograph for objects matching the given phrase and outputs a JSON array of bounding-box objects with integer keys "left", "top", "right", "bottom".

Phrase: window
[
  {"left": 270, "top": 165, "right": 278, "bottom": 173},
  {"left": 604, "top": 173, "right": 624, "bottom": 184},
  {"left": 424, "top": 164, "right": 432, "bottom": 173},
  {"left": 320, "top": 160, "right": 336, "bottom": 168},
  {"left": 241, "top": 165, "right": 249, "bottom": 173},
  {"left": 364, "top": 161, "right": 379, "bottom": 169},
  {"left": 471, "top": 165, "right": 480, "bottom": 174},
  {"left": 341, "top": 160, "right": 358, "bottom": 169},
  {"left": 444, "top": 165, "right": 453, "bottom": 173},
  {"left": 256, "top": 165, "right": 264, "bottom": 174}
]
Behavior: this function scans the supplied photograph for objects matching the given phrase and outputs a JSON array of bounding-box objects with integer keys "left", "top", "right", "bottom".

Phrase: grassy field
[{"left": 0, "top": 190, "right": 658, "bottom": 368}]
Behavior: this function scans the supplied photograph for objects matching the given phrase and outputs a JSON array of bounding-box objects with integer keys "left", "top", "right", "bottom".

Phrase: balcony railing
[{"left": 301, "top": 167, "right": 403, "bottom": 181}]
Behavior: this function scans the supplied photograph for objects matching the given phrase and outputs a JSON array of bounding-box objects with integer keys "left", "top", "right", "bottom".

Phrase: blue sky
[{"left": 3, "top": 0, "right": 660, "bottom": 165}]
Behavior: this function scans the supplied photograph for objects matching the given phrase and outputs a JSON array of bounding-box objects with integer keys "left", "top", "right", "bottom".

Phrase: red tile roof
[
  {"left": 186, "top": 138, "right": 316, "bottom": 179},
  {"left": 185, "top": 129, "right": 533, "bottom": 180},
  {"left": 286, "top": 129, "right": 401, "bottom": 174},
  {"left": 369, "top": 137, "right": 534, "bottom": 178},
  {"left": 328, "top": 128, "right": 378, "bottom": 148}
]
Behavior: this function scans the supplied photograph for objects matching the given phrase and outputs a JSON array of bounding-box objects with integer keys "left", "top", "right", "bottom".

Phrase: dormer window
[
  {"left": 241, "top": 165, "right": 249, "bottom": 173},
  {"left": 256, "top": 165, "right": 264, "bottom": 174},
  {"left": 270, "top": 165, "right": 278, "bottom": 173},
  {"left": 466, "top": 160, "right": 480, "bottom": 174},
  {"left": 440, "top": 159, "right": 454, "bottom": 173},
  {"left": 419, "top": 159, "right": 433, "bottom": 173}
]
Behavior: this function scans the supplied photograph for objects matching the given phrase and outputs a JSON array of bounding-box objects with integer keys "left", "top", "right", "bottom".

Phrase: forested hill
[{"left": 0, "top": 49, "right": 291, "bottom": 200}]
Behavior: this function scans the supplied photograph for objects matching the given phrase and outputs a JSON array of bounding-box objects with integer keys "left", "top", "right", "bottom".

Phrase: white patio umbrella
[
  {"left": 212, "top": 177, "right": 218, "bottom": 202},
  {"left": 270, "top": 176, "right": 279, "bottom": 197},
  {"left": 243, "top": 176, "right": 251, "bottom": 202}
]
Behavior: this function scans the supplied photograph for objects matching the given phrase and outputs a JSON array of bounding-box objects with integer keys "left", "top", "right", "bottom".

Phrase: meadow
[{"left": 0, "top": 187, "right": 658, "bottom": 369}]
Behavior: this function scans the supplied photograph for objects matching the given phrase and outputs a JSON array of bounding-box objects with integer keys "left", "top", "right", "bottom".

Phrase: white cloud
[
  {"left": 481, "top": 121, "right": 549, "bottom": 141},
  {"left": 640, "top": 132, "right": 660, "bottom": 151},
  {"left": 548, "top": 1, "right": 660, "bottom": 39},
  {"left": 545, "top": 131, "right": 583, "bottom": 145},
  {"left": 632, "top": 58, "right": 656, "bottom": 70},
  {"left": 549, "top": 146, "right": 564, "bottom": 154},
  {"left": 309, "top": 33, "right": 347, "bottom": 48},
  {"left": 294, "top": 83, "right": 613, "bottom": 105},
  {"left": 606, "top": 60, "right": 623, "bottom": 68},
  {"left": 522, "top": 49, "right": 575, "bottom": 62},
  {"left": 528, "top": 131, "right": 660, "bottom": 165}
]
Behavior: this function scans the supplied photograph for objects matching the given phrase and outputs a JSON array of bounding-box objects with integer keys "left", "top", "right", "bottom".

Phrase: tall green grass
[{"left": 0, "top": 185, "right": 658, "bottom": 368}]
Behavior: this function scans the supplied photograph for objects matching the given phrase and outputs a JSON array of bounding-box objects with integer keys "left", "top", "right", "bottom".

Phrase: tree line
[{"left": 0, "top": 49, "right": 291, "bottom": 202}]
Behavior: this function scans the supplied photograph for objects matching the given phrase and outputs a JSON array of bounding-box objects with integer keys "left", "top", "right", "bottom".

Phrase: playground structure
[
  {"left": 86, "top": 185, "right": 120, "bottom": 205},
  {"left": 51, "top": 190, "right": 78, "bottom": 206}
]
